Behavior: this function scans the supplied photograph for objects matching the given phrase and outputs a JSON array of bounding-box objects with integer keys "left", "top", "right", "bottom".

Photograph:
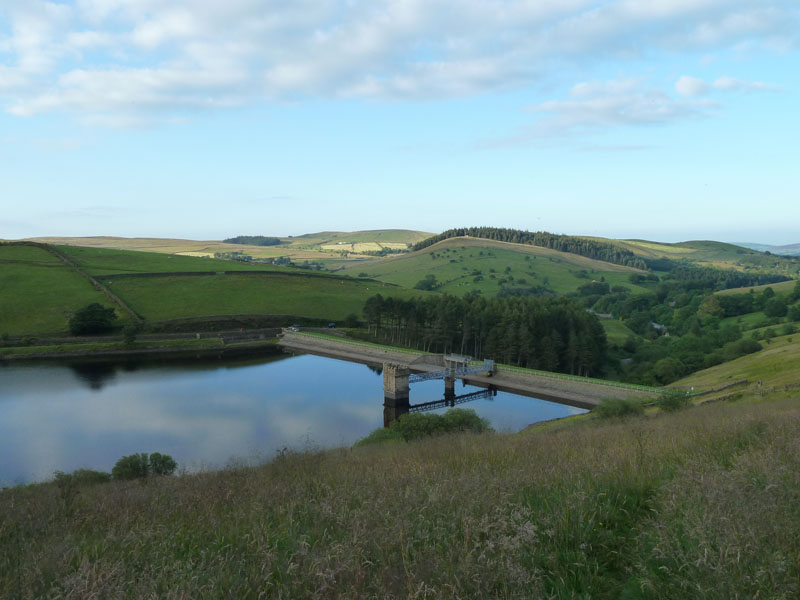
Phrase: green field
[
  {"left": 57, "top": 245, "right": 286, "bottom": 275},
  {"left": 0, "top": 260, "right": 124, "bottom": 336},
  {"left": 0, "top": 244, "right": 60, "bottom": 263},
  {"left": 715, "top": 279, "right": 798, "bottom": 296},
  {"left": 339, "top": 237, "right": 649, "bottom": 297},
  {"left": 600, "top": 318, "right": 640, "bottom": 344},
  {"left": 108, "top": 273, "right": 420, "bottom": 322},
  {"left": 0, "top": 243, "right": 429, "bottom": 334}
]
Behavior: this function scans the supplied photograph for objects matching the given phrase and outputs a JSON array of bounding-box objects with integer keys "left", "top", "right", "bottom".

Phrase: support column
[
  {"left": 383, "top": 363, "right": 410, "bottom": 427},
  {"left": 444, "top": 370, "right": 455, "bottom": 406}
]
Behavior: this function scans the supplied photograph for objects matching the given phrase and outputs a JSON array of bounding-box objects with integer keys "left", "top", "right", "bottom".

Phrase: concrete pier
[
  {"left": 444, "top": 373, "right": 456, "bottom": 404},
  {"left": 383, "top": 363, "right": 410, "bottom": 426}
]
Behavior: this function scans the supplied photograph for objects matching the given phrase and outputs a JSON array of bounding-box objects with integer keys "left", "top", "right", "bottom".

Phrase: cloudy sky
[{"left": 1, "top": 0, "right": 798, "bottom": 243}]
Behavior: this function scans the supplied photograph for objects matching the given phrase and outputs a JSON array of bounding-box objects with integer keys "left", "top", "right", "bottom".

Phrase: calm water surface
[{"left": 0, "top": 353, "right": 585, "bottom": 485}]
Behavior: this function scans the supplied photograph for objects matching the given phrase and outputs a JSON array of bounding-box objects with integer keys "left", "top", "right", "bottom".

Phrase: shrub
[
  {"left": 442, "top": 408, "right": 492, "bottom": 434},
  {"left": 69, "top": 303, "right": 117, "bottom": 335},
  {"left": 414, "top": 274, "right": 440, "bottom": 291},
  {"left": 595, "top": 397, "right": 645, "bottom": 419},
  {"left": 343, "top": 313, "right": 361, "bottom": 328},
  {"left": 722, "top": 338, "right": 763, "bottom": 361},
  {"left": 354, "top": 427, "right": 404, "bottom": 446},
  {"left": 656, "top": 392, "right": 691, "bottom": 413},
  {"left": 67, "top": 469, "right": 112, "bottom": 485},
  {"left": 122, "top": 324, "right": 140, "bottom": 345},
  {"left": 356, "top": 409, "right": 491, "bottom": 446}
]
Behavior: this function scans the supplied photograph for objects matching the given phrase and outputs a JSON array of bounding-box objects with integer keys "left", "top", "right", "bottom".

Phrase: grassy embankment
[
  {"left": 2, "top": 389, "right": 799, "bottom": 598},
  {"left": 673, "top": 331, "right": 800, "bottom": 391}
]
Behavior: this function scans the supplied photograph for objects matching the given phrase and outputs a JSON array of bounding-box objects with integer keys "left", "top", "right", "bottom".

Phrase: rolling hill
[
  {"left": 24, "top": 230, "right": 434, "bottom": 262},
  {"left": 338, "top": 237, "right": 649, "bottom": 297}
]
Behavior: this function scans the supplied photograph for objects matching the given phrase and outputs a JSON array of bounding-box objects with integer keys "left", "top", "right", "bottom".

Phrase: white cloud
[
  {"left": 676, "top": 74, "right": 778, "bottom": 96},
  {"left": 675, "top": 75, "right": 709, "bottom": 97},
  {"left": 483, "top": 78, "right": 717, "bottom": 145},
  {"left": 0, "top": 0, "right": 796, "bottom": 124}
]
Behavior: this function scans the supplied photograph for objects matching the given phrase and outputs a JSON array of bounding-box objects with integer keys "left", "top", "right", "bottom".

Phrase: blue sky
[{"left": 1, "top": 0, "right": 798, "bottom": 244}]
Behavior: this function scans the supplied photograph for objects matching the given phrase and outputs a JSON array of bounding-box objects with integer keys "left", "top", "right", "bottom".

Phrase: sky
[{"left": 0, "top": 0, "right": 798, "bottom": 244}]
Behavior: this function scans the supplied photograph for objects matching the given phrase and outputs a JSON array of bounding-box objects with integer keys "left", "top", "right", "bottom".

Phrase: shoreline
[{"left": 0, "top": 339, "right": 283, "bottom": 363}]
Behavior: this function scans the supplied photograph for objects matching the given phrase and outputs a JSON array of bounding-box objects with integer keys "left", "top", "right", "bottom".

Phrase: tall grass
[{"left": 2, "top": 395, "right": 799, "bottom": 598}]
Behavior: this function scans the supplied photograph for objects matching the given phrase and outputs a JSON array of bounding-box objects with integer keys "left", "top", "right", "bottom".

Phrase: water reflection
[
  {"left": 0, "top": 354, "right": 585, "bottom": 485},
  {"left": 69, "top": 362, "right": 117, "bottom": 390}
]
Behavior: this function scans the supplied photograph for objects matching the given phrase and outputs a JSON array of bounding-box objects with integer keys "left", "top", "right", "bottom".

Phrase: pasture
[
  {"left": 340, "top": 237, "right": 649, "bottom": 297},
  {"left": 108, "top": 273, "right": 420, "bottom": 322},
  {"left": 0, "top": 257, "right": 123, "bottom": 335}
]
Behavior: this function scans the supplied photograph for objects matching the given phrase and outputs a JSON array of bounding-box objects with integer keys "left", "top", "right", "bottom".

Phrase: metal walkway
[{"left": 409, "top": 359, "right": 495, "bottom": 383}]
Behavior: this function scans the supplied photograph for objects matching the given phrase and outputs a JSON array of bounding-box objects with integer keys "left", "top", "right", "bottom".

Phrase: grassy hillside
[
  {"left": 0, "top": 245, "right": 127, "bottom": 335},
  {"left": 0, "top": 244, "right": 426, "bottom": 334},
  {"left": 715, "top": 278, "right": 797, "bottom": 296},
  {"left": 109, "top": 273, "right": 418, "bottom": 322},
  {"left": 57, "top": 245, "right": 288, "bottom": 275},
  {"left": 674, "top": 333, "right": 800, "bottom": 390},
  {"left": 340, "top": 237, "right": 649, "bottom": 297},
  {"left": 3, "top": 393, "right": 799, "bottom": 598},
  {"left": 617, "top": 238, "right": 800, "bottom": 274}
]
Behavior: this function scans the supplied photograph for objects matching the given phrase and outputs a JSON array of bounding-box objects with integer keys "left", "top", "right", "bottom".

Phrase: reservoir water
[{"left": 0, "top": 353, "right": 586, "bottom": 486}]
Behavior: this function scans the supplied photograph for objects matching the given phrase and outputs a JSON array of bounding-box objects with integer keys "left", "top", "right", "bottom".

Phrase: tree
[
  {"left": 413, "top": 274, "right": 440, "bottom": 291},
  {"left": 112, "top": 453, "right": 150, "bottom": 480},
  {"left": 112, "top": 452, "right": 177, "bottom": 480},
  {"left": 149, "top": 452, "right": 177, "bottom": 476},
  {"left": 789, "top": 305, "right": 800, "bottom": 322},
  {"left": 123, "top": 324, "right": 140, "bottom": 345},
  {"left": 69, "top": 303, "right": 117, "bottom": 335},
  {"left": 764, "top": 298, "right": 788, "bottom": 318}
]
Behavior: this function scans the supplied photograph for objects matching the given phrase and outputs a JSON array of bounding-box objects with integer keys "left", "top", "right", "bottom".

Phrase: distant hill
[
  {"left": 25, "top": 230, "right": 435, "bottom": 261},
  {"left": 736, "top": 242, "right": 800, "bottom": 257}
]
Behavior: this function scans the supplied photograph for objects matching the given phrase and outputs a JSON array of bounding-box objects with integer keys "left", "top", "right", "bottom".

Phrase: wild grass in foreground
[{"left": 2, "top": 396, "right": 799, "bottom": 598}]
